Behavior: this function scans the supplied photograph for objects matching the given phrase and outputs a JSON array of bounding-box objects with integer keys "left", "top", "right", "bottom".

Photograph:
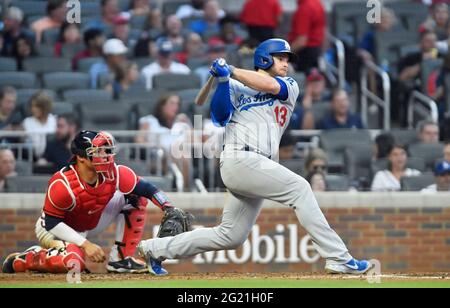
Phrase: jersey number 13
[{"left": 274, "top": 105, "right": 288, "bottom": 127}]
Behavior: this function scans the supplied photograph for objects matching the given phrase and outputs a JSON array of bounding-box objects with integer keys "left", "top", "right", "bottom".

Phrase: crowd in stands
[{"left": 1, "top": 0, "right": 450, "bottom": 193}]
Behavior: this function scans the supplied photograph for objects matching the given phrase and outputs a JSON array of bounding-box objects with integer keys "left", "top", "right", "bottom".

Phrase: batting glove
[{"left": 212, "top": 58, "right": 230, "bottom": 81}]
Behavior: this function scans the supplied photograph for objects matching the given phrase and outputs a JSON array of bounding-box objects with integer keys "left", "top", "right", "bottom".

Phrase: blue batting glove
[{"left": 211, "top": 58, "right": 230, "bottom": 78}]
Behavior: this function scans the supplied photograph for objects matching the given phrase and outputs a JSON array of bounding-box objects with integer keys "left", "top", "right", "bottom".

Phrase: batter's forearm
[
  {"left": 232, "top": 68, "right": 280, "bottom": 95},
  {"left": 195, "top": 76, "right": 217, "bottom": 106}
]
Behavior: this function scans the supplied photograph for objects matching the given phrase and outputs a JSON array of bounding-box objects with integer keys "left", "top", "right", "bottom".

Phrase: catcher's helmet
[
  {"left": 254, "top": 38, "right": 297, "bottom": 70},
  {"left": 70, "top": 130, "right": 117, "bottom": 181}
]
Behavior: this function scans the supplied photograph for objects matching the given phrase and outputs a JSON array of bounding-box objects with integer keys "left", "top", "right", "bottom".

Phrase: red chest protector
[
  {"left": 62, "top": 165, "right": 118, "bottom": 232},
  {"left": 43, "top": 164, "right": 138, "bottom": 232}
]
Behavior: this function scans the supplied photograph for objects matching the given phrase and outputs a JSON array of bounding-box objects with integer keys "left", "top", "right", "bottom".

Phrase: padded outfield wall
[{"left": 0, "top": 192, "right": 449, "bottom": 273}]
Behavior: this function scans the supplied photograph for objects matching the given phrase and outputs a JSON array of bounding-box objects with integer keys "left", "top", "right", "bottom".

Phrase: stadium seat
[
  {"left": 375, "top": 31, "right": 420, "bottom": 66},
  {"left": 77, "top": 57, "right": 103, "bottom": 73},
  {"left": 130, "top": 15, "right": 147, "bottom": 30},
  {"left": 344, "top": 144, "right": 373, "bottom": 185},
  {"left": 320, "top": 129, "right": 372, "bottom": 171},
  {"left": 325, "top": 174, "right": 350, "bottom": 192},
  {"left": 153, "top": 73, "right": 201, "bottom": 91},
  {"left": 385, "top": 1, "right": 427, "bottom": 31},
  {"left": 42, "top": 28, "right": 60, "bottom": 45},
  {"left": 52, "top": 102, "right": 75, "bottom": 116},
  {"left": 43, "top": 72, "right": 90, "bottom": 95},
  {"left": 401, "top": 173, "right": 435, "bottom": 191},
  {"left": 332, "top": 2, "right": 367, "bottom": 44},
  {"left": 35, "top": 44, "right": 55, "bottom": 57},
  {"left": 5, "top": 176, "right": 50, "bottom": 193},
  {"left": 63, "top": 89, "right": 113, "bottom": 104},
  {"left": 23, "top": 57, "right": 72, "bottom": 75},
  {"left": 0, "top": 57, "right": 17, "bottom": 72},
  {"left": 385, "top": 129, "right": 418, "bottom": 146},
  {"left": 16, "top": 89, "right": 57, "bottom": 107},
  {"left": 408, "top": 143, "right": 445, "bottom": 171},
  {"left": 187, "top": 58, "right": 209, "bottom": 70},
  {"left": 162, "top": 0, "right": 190, "bottom": 16},
  {"left": 311, "top": 102, "right": 332, "bottom": 124},
  {"left": 60, "top": 43, "right": 85, "bottom": 59},
  {"left": 15, "top": 161, "right": 33, "bottom": 176},
  {"left": 12, "top": 0, "right": 46, "bottom": 17},
  {"left": 0, "top": 72, "right": 37, "bottom": 89},
  {"left": 178, "top": 88, "right": 200, "bottom": 114},
  {"left": 279, "top": 159, "right": 305, "bottom": 176},
  {"left": 77, "top": 102, "right": 133, "bottom": 131}
]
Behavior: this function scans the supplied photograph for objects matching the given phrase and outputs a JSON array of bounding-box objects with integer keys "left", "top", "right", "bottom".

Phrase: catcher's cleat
[
  {"left": 2, "top": 246, "right": 42, "bottom": 273},
  {"left": 325, "top": 259, "right": 372, "bottom": 275},
  {"left": 106, "top": 257, "right": 147, "bottom": 274},
  {"left": 137, "top": 241, "right": 168, "bottom": 276}
]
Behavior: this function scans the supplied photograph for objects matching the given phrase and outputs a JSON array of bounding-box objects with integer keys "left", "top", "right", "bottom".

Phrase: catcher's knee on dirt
[
  {"left": 3, "top": 243, "right": 86, "bottom": 273},
  {"left": 115, "top": 196, "right": 148, "bottom": 259}
]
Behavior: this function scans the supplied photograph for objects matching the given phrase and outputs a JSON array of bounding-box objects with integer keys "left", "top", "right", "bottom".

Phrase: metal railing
[
  {"left": 407, "top": 91, "right": 439, "bottom": 129},
  {"left": 326, "top": 33, "right": 346, "bottom": 89},
  {"left": 360, "top": 61, "right": 391, "bottom": 130}
]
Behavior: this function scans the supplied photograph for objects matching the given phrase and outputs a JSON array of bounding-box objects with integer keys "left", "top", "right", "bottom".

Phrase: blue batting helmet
[{"left": 254, "top": 38, "right": 297, "bottom": 70}]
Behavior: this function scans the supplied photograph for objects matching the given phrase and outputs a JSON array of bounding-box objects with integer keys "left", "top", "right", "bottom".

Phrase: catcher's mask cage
[{"left": 70, "top": 130, "right": 117, "bottom": 181}]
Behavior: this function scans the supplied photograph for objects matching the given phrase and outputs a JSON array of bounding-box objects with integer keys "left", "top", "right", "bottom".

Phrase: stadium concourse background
[{"left": 1, "top": 192, "right": 450, "bottom": 273}]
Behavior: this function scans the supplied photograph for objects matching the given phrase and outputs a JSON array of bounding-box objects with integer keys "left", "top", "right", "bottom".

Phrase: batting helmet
[{"left": 254, "top": 38, "right": 297, "bottom": 70}]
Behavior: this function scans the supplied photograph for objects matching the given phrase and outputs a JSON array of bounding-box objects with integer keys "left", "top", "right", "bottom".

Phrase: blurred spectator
[
  {"left": 189, "top": 0, "right": 221, "bottom": 37},
  {"left": 240, "top": 0, "right": 282, "bottom": 44},
  {"left": 31, "top": 0, "right": 67, "bottom": 43},
  {"left": 306, "top": 170, "right": 327, "bottom": 192},
  {"left": 317, "top": 89, "right": 364, "bottom": 130},
  {"left": 371, "top": 144, "right": 421, "bottom": 192},
  {"left": 444, "top": 142, "right": 450, "bottom": 161},
  {"left": 288, "top": 0, "right": 326, "bottom": 73},
  {"left": 289, "top": 68, "right": 328, "bottom": 130},
  {"left": 136, "top": 94, "right": 193, "bottom": 188},
  {"left": 395, "top": 30, "right": 441, "bottom": 125},
  {"left": 90, "top": 38, "right": 128, "bottom": 88},
  {"left": 54, "top": 22, "right": 81, "bottom": 57},
  {"left": 128, "top": 0, "right": 154, "bottom": 17},
  {"left": 417, "top": 120, "right": 440, "bottom": 143},
  {"left": 163, "top": 15, "right": 185, "bottom": 52},
  {"left": 195, "top": 39, "right": 226, "bottom": 85},
  {"left": 23, "top": 91, "right": 57, "bottom": 158},
  {"left": 0, "top": 86, "right": 22, "bottom": 131},
  {"left": 86, "top": 0, "right": 120, "bottom": 32},
  {"left": 0, "top": 33, "right": 3, "bottom": 53},
  {"left": 421, "top": 160, "right": 450, "bottom": 192},
  {"left": 421, "top": 3, "right": 449, "bottom": 40},
  {"left": 176, "top": 32, "right": 205, "bottom": 65},
  {"left": 72, "top": 28, "right": 106, "bottom": 70},
  {"left": 212, "top": 16, "right": 244, "bottom": 47},
  {"left": 358, "top": 7, "right": 396, "bottom": 63},
  {"left": 176, "top": 0, "right": 225, "bottom": 20},
  {"left": 145, "top": 8, "right": 163, "bottom": 34},
  {"left": 11, "top": 33, "right": 36, "bottom": 70},
  {"left": 0, "top": 148, "right": 17, "bottom": 192},
  {"left": 106, "top": 61, "right": 141, "bottom": 99},
  {"left": 111, "top": 14, "right": 132, "bottom": 47},
  {"left": 374, "top": 133, "right": 395, "bottom": 160},
  {"left": 1, "top": 6, "right": 35, "bottom": 57},
  {"left": 141, "top": 38, "right": 190, "bottom": 90},
  {"left": 134, "top": 36, "right": 154, "bottom": 58},
  {"left": 279, "top": 133, "right": 296, "bottom": 160},
  {"left": 38, "top": 113, "right": 78, "bottom": 172},
  {"left": 304, "top": 148, "right": 328, "bottom": 175}
]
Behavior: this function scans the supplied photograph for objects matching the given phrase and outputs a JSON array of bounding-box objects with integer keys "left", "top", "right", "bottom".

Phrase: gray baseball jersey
[{"left": 224, "top": 76, "right": 299, "bottom": 158}]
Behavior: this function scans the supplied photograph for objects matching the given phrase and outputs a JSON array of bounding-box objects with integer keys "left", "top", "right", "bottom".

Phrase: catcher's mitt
[{"left": 157, "top": 207, "right": 195, "bottom": 238}]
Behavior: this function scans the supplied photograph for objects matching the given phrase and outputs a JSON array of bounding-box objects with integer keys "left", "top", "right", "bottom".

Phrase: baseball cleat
[
  {"left": 106, "top": 257, "right": 147, "bottom": 274},
  {"left": 137, "top": 241, "right": 168, "bottom": 276},
  {"left": 325, "top": 259, "right": 372, "bottom": 275}
]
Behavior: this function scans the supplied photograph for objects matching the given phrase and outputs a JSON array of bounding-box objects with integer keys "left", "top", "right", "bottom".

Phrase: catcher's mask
[{"left": 70, "top": 130, "right": 117, "bottom": 181}]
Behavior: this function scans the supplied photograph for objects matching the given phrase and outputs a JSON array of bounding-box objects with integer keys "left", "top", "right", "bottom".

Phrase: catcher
[{"left": 2, "top": 130, "right": 193, "bottom": 275}]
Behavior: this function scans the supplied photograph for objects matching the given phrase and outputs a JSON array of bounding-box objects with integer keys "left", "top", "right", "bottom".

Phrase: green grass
[{"left": 1, "top": 279, "right": 450, "bottom": 288}]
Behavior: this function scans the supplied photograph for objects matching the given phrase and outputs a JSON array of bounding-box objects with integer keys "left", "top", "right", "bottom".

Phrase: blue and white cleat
[
  {"left": 137, "top": 241, "right": 168, "bottom": 276},
  {"left": 325, "top": 259, "right": 372, "bottom": 275}
]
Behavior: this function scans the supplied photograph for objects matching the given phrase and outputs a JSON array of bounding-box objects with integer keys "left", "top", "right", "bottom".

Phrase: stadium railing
[{"left": 407, "top": 90, "right": 439, "bottom": 129}]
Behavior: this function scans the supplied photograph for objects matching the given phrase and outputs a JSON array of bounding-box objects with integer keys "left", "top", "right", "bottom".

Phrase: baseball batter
[{"left": 138, "top": 39, "right": 371, "bottom": 275}]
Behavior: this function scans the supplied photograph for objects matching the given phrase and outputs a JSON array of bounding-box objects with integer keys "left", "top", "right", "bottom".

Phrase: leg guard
[
  {"left": 115, "top": 196, "right": 148, "bottom": 260},
  {"left": 2, "top": 244, "right": 86, "bottom": 274}
]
